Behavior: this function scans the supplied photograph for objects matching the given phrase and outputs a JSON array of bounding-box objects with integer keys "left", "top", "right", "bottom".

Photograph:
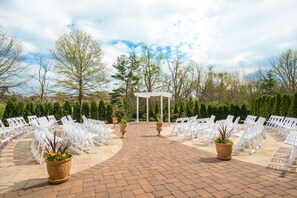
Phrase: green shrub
[
  {"left": 98, "top": 100, "right": 106, "bottom": 120},
  {"left": 53, "top": 102, "right": 63, "bottom": 121},
  {"left": 273, "top": 93, "right": 281, "bottom": 115},
  {"left": 90, "top": 101, "right": 98, "bottom": 119},
  {"left": 240, "top": 104, "right": 248, "bottom": 120},
  {"left": 35, "top": 102, "right": 45, "bottom": 117},
  {"left": 3, "top": 100, "right": 16, "bottom": 122},
  {"left": 44, "top": 102, "right": 53, "bottom": 116},
  {"left": 280, "top": 94, "right": 291, "bottom": 117},
  {"left": 24, "top": 102, "right": 34, "bottom": 121},
  {"left": 73, "top": 102, "right": 81, "bottom": 123},
  {"left": 207, "top": 104, "right": 213, "bottom": 117},
  {"left": 81, "top": 102, "right": 90, "bottom": 118},
  {"left": 179, "top": 101, "right": 185, "bottom": 115},
  {"left": 0, "top": 103, "right": 5, "bottom": 120},
  {"left": 200, "top": 103, "right": 207, "bottom": 118},
  {"left": 63, "top": 101, "right": 72, "bottom": 116},
  {"left": 289, "top": 92, "right": 297, "bottom": 117},
  {"left": 16, "top": 101, "right": 25, "bottom": 117},
  {"left": 105, "top": 103, "right": 113, "bottom": 123}
]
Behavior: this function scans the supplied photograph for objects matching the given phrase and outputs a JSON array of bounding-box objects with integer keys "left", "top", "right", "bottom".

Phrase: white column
[
  {"left": 146, "top": 97, "right": 149, "bottom": 122},
  {"left": 160, "top": 96, "right": 163, "bottom": 121},
  {"left": 168, "top": 97, "right": 170, "bottom": 123},
  {"left": 136, "top": 96, "right": 139, "bottom": 123}
]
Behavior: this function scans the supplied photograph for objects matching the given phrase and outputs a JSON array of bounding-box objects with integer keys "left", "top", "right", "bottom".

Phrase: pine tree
[
  {"left": 105, "top": 103, "right": 113, "bottom": 123},
  {"left": 200, "top": 103, "right": 207, "bottom": 118},
  {"left": 53, "top": 102, "right": 63, "bottom": 121},
  {"left": 44, "top": 102, "right": 53, "bottom": 116},
  {"left": 280, "top": 94, "right": 291, "bottom": 117},
  {"left": 193, "top": 100, "right": 199, "bottom": 117},
  {"left": 207, "top": 104, "right": 213, "bottom": 117},
  {"left": 24, "top": 102, "right": 34, "bottom": 121},
  {"left": 289, "top": 92, "right": 297, "bottom": 117},
  {"left": 16, "top": 101, "right": 25, "bottom": 117},
  {"left": 73, "top": 102, "right": 81, "bottom": 123},
  {"left": 63, "top": 101, "right": 72, "bottom": 116},
  {"left": 98, "top": 100, "right": 106, "bottom": 120},
  {"left": 223, "top": 105, "right": 229, "bottom": 118},
  {"left": 268, "top": 96, "right": 275, "bottom": 116},
  {"left": 90, "top": 101, "right": 98, "bottom": 119},
  {"left": 3, "top": 100, "right": 16, "bottom": 123},
  {"left": 240, "top": 104, "right": 248, "bottom": 121},
  {"left": 273, "top": 93, "right": 281, "bottom": 116},
  {"left": 233, "top": 104, "right": 241, "bottom": 122},
  {"left": 81, "top": 102, "right": 90, "bottom": 118},
  {"left": 186, "top": 96, "right": 194, "bottom": 117},
  {"left": 217, "top": 106, "right": 224, "bottom": 120},
  {"left": 35, "top": 102, "right": 44, "bottom": 117},
  {"left": 179, "top": 101, "right": 185, "bottom": 117}
]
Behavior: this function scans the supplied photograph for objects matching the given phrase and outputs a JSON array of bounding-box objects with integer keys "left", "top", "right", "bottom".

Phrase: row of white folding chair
[
  {"left": 61, "top": 116, "right": 98, "bottom": 154},
  {"left": 82, "top": 115, "right": 114, "bottom": 144},
  {"left": 47, "top": 115, "right": 59, "bottom": 126},
  {"left": 6, "top": 117, "right": 29, "bottom": 137},
  {"left": 30, "top": 122, "right": 62, "bottom": 164},
  {"left": 234, "top": 117, "right": 266, "bottom": 155},
  {"left": 27, "top": 115, "right": 38, "bottom": 125},
  {"left": 0, "top": 120, "right": 13, "bottom": 148},
  {"left": 200, "top": 115, "right": 238, "bottom": 143},
  {"left": 265, "top": 115, "right": 285, "bottom": 130},
  {"left": 277, "top": 117, "right": 297, "bottom": 137},
  {"left": 243, "top": 115, "right": 257, "bottom": 125},
  {"left": 170, "top": 117, "right": 191, "bottom": 136},
  {"left": 284, "top": 131, "right": 297, "bottom": 166},
  {"left": 66, "top": 115, "right": 76, "bottom": 123}
]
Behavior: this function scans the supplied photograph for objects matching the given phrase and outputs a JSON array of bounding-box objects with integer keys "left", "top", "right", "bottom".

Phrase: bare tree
[
  {"left": 30, "top": 55, "right": 52, "bottom": 103},
  {"left": 140, "top": 45, "right": 162, "bottom": 92},
  {"left": 271, "top": 49, "right": 297, "bottom": 94},
  {"left": 0, "top": 27, "right": 27, "bottom": 88},
  {"left": 51, "top": 29, "right": 108, "bottom": 104}
]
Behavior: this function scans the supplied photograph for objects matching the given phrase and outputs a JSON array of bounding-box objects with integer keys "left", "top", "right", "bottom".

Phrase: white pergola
[{"left": 134, "top": 92, "right": 172, "bottom": 123}]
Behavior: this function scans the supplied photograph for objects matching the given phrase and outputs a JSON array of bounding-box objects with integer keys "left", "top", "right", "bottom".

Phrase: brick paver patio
[{"left": 1, "top": 122, "right": 297, "bottom": 198}]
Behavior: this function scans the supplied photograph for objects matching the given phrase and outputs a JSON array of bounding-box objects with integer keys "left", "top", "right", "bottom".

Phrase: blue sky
[{"left": 0, "top": 0, "right": 297, "bottom": 94}]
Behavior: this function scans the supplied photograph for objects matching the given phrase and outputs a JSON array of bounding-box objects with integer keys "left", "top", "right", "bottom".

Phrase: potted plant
[
  {"left": 119, "top": 118, "right": 128, "bottom": 138},
  {"left": 112, "top": 116, "right": 118, "bottom": 127},
  {"left": 215, "top": 124, "right": 233, "bottom": 161},
  {"left": 44, "top": 131, "right": 72, "bottom": 184},
  {"left": 156, "top": 114, "right": 163, "bottom": 136}
]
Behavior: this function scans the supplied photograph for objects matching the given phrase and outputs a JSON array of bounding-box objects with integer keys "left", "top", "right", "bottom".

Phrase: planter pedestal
[
  {"left": 156, "top": 122, "right": 163, "bottom": 136},
  {"left": 120, "top": 124, "right": 127, "bottom": 138},
  {"left": 46, "top": 156, "right": 72, "bottom": 184},
  {"left": 215, "top": 143, "right": 233, "bottom": 161}
]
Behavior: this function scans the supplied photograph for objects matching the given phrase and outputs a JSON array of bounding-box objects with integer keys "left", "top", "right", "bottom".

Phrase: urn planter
[{"left": 46, "top": 156, "right": 72, "bottom": 184}]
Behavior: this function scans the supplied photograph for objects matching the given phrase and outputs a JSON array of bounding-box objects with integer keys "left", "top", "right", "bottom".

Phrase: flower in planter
[
  {"left": 215, "top": 124, "right": 233, "bottom": 144},
  {"left": 44, "top": 131, "right": 72, "bottom": 161},
  {"left": 119, "top": 118, "right": 128, "bottom": 125}
]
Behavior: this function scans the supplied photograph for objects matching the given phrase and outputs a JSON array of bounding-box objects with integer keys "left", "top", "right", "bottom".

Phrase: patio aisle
[{"left": 2, "top": 122, "right": 297, "bottom": 198}]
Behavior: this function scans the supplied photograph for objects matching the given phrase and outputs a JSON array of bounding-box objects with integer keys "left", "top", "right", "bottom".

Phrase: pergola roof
[{"left": 134, "top": 92, "right": 172, "bottom": 98}]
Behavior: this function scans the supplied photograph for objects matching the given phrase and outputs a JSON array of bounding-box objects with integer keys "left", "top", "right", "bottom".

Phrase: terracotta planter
[
  {"left": 120, "top": 124, "right": 127, "bottom": 138},
  {"left": 46, "top": 156, "right": 72, "bottom": 184},
  {"left": 215, "top": 143, "right": 233, "bottom": 161},
  {"left": 112, "top": 118, "right": 118, "bottom": 127},
  {"left": 156, "top": 122, "right": 163, "bottom": 136}
]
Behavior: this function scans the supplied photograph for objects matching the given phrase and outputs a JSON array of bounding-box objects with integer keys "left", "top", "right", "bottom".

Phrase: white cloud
[{"left": 0, "top": 0, "right": 296, "bottom": 75}]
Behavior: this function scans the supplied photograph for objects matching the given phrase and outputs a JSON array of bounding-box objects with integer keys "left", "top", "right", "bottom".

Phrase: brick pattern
[{"left": 2, "top": 122, "right": 297, "bottom": 197}]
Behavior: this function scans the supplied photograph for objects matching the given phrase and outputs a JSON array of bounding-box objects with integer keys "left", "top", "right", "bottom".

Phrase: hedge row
[
  {"left": 2, "top": 100, "right": 113, "bottom": 124},
  {"left": 251, "top": 92, "right": 297, "bottom": 119}
]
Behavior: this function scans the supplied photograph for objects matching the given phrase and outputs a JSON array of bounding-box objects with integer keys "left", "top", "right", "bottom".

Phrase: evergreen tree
[
  {"left": 200, "top": 103, "right": 207, "bottom": 118},
  {"left": 3, "top": 100, "right": 16, "bottom": 122},
  {"left": 149, "top": 103, "right": 155, "bottom": 120},
  {"left": 289, "top": 92, "right": 297, "bottom": 117},
  {"left": 35, "top": 102, "right": 45, "bottom": 117},
  {"left": 73, "top": 102, "right": 81, "bottom": 123},
  {"left": 273, "top": 93, "right": 281, "bottom": 116},
  {"left": 207, "top": 104, "right": 213, "bottom": 117},
  {"left": 105, "top": 103, "right": 113, "bottom": 123},
  {"left": 98, "top": 100, "right": 106, "bottom": 120},
  {"left": 53, "top": 102, "right": 63, "bottom": 121},
  {"left": 63, "top": 101, "right": 72, "bottom": 116},
  {"left": 217, "top": 106, "right": 224, "bottom": 120},
  {"left": 233, "top": 104, "right": 241, "bottom": 122},
  {"left": 90, "top": 101, "right": 98, "bottom": 119},
  {"left": 193, "top": 100, "right": 199, "bottom": 117},
  {"left": 179, "top": 101, "right": 185, "bottom": 117},
  {"left": 240, "top": 104, "right": 248, "bottom": 121},
  {"left": 154, "top": 102, "right": 159, "bottom": 118},
  {"left": 280, "top": 94, "right": 291, "bottom": 117},
  {"left": 44, "top": 102, "right": 53, "bottom": 116},
  {"left": 173, "top": 103, "right": 179, "bottom": 119},
  {"left": 16, "top": 101, "right": 25, "bottom": 117},
  {"left": 230, "top": 103, "right": 235, "bottom": 116},
  {"left": 223, "top": 105, "right": 229, "bottom": 118},
  {"left": 24, "top": 102, "right": 34, "bottom": 121},
  {"left": 268, "top": 96, "right": 275, "bottom": 115},
  {"left": 82, "top": 102, "right": 90, "bottom": 118},
  {"left": 186, "top": 96, "right": 194, "bottom": 117}
]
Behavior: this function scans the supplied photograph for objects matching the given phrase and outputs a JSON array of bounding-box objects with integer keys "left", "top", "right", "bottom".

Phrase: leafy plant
[
  {"left": 156, "top": 113, "right": 162, "bottom": 122},
  {"left": 215, "top": 124, "right": 233, "bottom": 144},
  {"left": 119, "top": 118, "right": 128, "bottom": 125},
  {"left": 44, "top": 131, "right": 71, "bottom": 161}
]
